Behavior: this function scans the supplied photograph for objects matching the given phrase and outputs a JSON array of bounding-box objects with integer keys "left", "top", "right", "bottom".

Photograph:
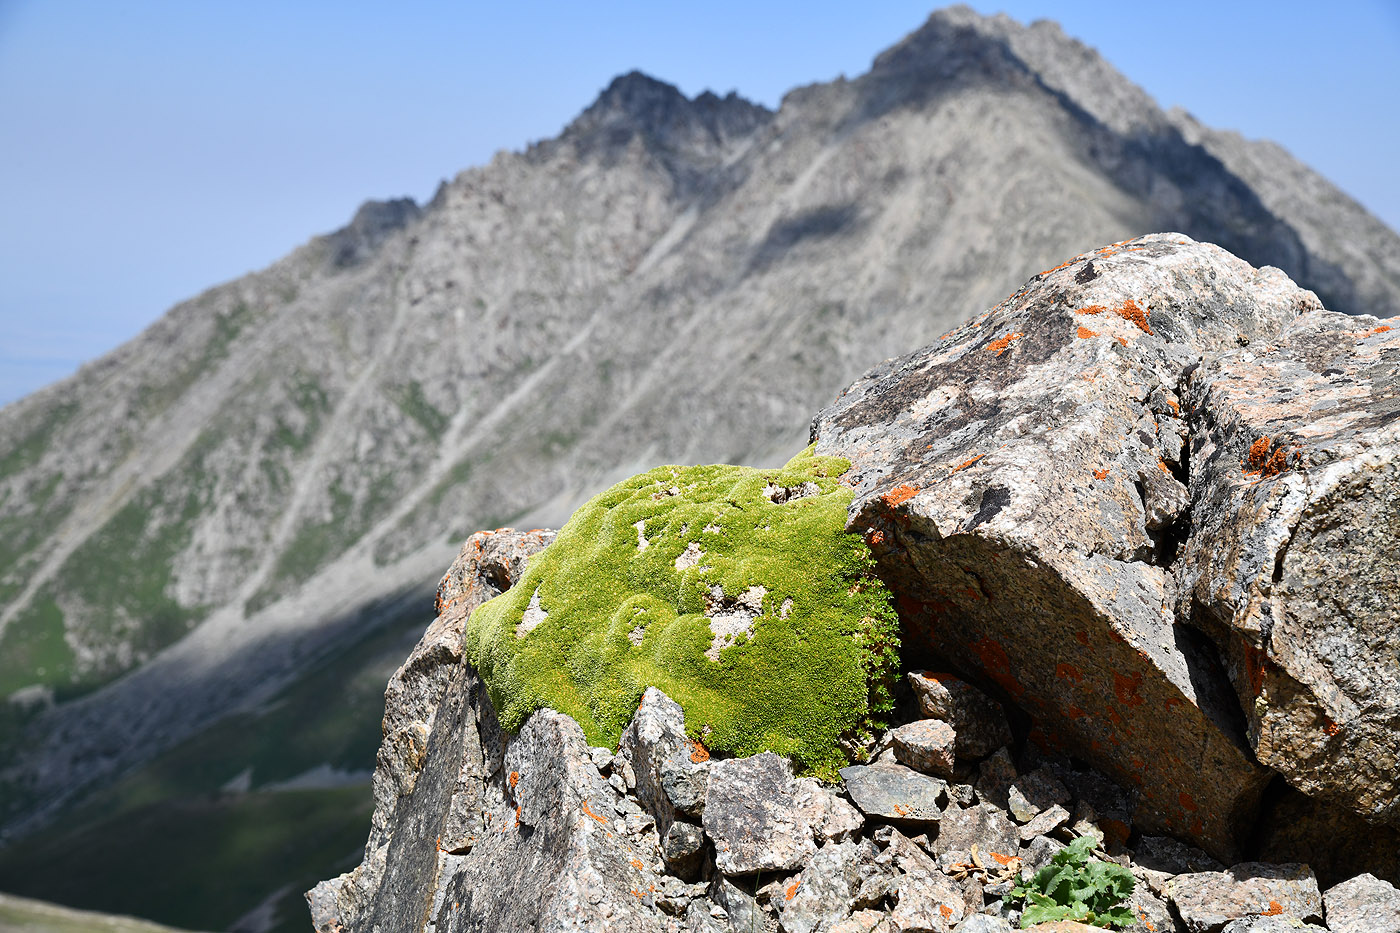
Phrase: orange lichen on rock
[
  {"left": 1039, "top": 256, "right": 1079, "bottom": 276},
  {"left": 1114, "top": 299, "right": 1152, "bottom": 334},
  {"left": 1262, "top": 900, "right": 1284, "bottom": 917},
  {"left": 949, "top": 454, "right": 985, "bottom": 476},
  {"left": 1076, "top": 304, "right": 1109, "bottom": 316},
  {"left": 508, "top": 770, "right": 520, "bottom": 790},
  {"left": 1246, "top": 437, "right": 1272, "bottom": 471},
  {"left": 1157, "top": 460, "right": 1173, "bottom": 476},
  {"left": 786, "top": 882, "right": 801, "bottom": 901},
  {"left": 1244, "top": 437, "right": 1297, "bottom": 479},
  {"left": 580, "top": 800, "right": 609, "bottom": 825},
  {"left": 939, "top": 905, "right": 954, "bottom": 921},
  {"left": 883, "top": 484, "right": 920, "bottom": 507},
  {"left": 1114, "top": 671, "right": 1146, "bottom": 707},
  {"left": 630, "top": 858, "right": 644, "bottom": 871},
  {"left": 688, "top": 739, "right": 711, "bottom": 763},
  {"left": 1093, "top": 468, "right": 1110, "bottom": 480},
  {"left": 1360, "top": 325, "right": 1393, "bottom": 338},
  {"left": 1077, "top": 326, "right": 1099, "bottom": 339},
  {"left": 1116, "top": 336, "right": 1129, "bottom": 347},
  {"left": 989, "top": 331, "right": 1025, "bottom": 356}
]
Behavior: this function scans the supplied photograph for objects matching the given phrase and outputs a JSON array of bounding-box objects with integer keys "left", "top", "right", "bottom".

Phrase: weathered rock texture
[
  {"left": 314, "top": 506, "right": 1395, "bottom": 932},
  {"left": 813, "top": 234, "right": 1398, "bottom": 859},
  {"left": 3, "top": 12, "right": 1400, "bottom": 896}
]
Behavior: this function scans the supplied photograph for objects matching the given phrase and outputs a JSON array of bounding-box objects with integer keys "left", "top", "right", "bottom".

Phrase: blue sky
[{"left": 1, "top": 1, "right": 1397, "bottom": 407}]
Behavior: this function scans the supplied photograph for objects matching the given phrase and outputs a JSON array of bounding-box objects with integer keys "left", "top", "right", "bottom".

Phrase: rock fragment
[
  {"left": 704, "top": 752, "right": 818, "bottom": 875},
  {"left": 1323, "top": 873, "right": 1400, "bottom": 933},
  {"left": 891, "top": 719, "right": 958, "bottom": 778},
  {"left": 1167, "top": 863, "right": 1323, "bottom": 933},
  {"left": 840, "top": 763, "right": 947, "bottom": 826},
  {"left": 907, "top": 671, "right": 1013, "bottom": 760}
]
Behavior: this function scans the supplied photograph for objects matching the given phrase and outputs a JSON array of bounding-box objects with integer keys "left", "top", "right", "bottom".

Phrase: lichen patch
[
  {"left": 515, "top": 588, "right": 548, "bottom": 638},
  {"left": 703, "top": 585, "right": 767, "bottom": 661},
  {"left": 675, "top": 542, "right": 704, "bottom": 571},
  {"left": 764, "top": 480, "right": 820, "bottom": 504}
]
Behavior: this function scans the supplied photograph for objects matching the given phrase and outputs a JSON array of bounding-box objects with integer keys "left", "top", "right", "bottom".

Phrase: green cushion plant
[{"left": 463, "top": 447, "right": 899, "bottom": 778}]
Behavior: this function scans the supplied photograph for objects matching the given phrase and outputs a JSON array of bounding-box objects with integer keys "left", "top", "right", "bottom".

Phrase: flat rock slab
[
  {"left": 1323, "top": 873, "right": 1400, "bottom": 933},
  {"left": 1167, "top": 862, "right": 1322, "bottom": 933},
  {"left": 931, "top": 803, "right": 1019, "bottom": 864},
  {"left": 703, "top": 751, "right": 818, "bottom": 875},
  {"left": 814, "top": 235, "right": 1331, "bottom": 856},
  {"left": 840, "top": 763, "right": 947, "bottom": 825}
]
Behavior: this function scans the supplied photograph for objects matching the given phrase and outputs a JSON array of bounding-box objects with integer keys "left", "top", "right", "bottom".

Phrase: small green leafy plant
[{"left": 1008, "top": 834, "right": 1136, "bottom": 929}]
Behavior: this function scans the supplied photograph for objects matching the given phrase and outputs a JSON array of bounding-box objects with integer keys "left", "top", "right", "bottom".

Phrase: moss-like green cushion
[{"left": 463, "top": 447, "right": 900, "bottom": 777}]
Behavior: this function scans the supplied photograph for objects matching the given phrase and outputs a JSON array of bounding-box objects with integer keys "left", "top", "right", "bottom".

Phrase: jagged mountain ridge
[{"left": 1, "top": 4, "right": 1398, "bottom": 918}]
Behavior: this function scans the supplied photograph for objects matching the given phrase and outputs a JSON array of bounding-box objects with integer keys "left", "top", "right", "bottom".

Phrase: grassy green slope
[{"left": 0, "top": 597, "right": 432, "bottom": 933}]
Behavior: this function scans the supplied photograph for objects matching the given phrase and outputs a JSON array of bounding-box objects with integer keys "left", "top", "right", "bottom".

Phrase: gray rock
[
  {"left": 779, "top": 840, "right": 859, "bottom": 933},
  {"left": 1177, "top": 308, "right": 1400, "bottom": 827},
  {"left": 839, "top": 763, "right": 947, "bottom": 826},
  {"left": 1017, "top": 804, "right": 1069, "bottom": 841},
  {"left": 1323, "top": 873, "right": 1400, "bottom": 933},
  {"left": 1020, "top": 835, "right": 1066, "bottom": 879},
  {"left": 974, "top": 749, "right": 1018, "bottom": 810},
  {"left": 1005, "top": 767, "right": 1070, "bottom": 823},
  {"left": 1218, "top": 919, "right": 1326, "bottom": 933},
  {"left": 813, "top": 236, "right": 1333, "bottom": 857},
  {"left": 804, "top": 782, "right": 865, "bottom": 844},
  {"left": 952, "top": 917, "right": 1013, "bottom": 933},
  {"left": 663, "top": 821, "right": 707, "bottom": 882},
  {"left": 878, "top": 830, "right": 969, "bottom": 932},
  {"left": 891, "top": 719, "right": 958, "bottom": 778},
  {"left": 1133, "top": 835, "right": 1224, "bottom": 875},
  {"left": 932, "top": 804, "right": 1020, "bottom": 866},
  {"left": 704, "top": 752, "right": 818, "bottom": 876},
  {"left": 906, "top": 671, "right": 1013, "bottom": 761},
  {"left": 1167, "top": 863, "right": 1323, "bottom": 933},
  {"left": 1121, "top": 884, "right": 1176, "bottom": 933},
  {"left": 620, "top": 687, "right": 711, "bottom": 837},
  {"left": 829, "top": 911, "right": 893, "bottom": 933}
]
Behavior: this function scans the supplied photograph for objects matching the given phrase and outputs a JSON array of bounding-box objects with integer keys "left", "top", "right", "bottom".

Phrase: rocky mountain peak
[
  {"left": 548, "top": 70, "right": 772, "bottom": 197},
  {"left": 318, "top": 196, "right": 423, "bottom": 269},
  {"left": 566, "top": 70, "right": 771, "bottom": 148}
]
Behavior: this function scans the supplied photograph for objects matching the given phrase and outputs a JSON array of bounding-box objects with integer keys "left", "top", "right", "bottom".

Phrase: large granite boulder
[
  {"left": 813, "top": 233, "right": 1397, "bottom": 857},
  {"left": 1177, "top": 308, "right": 1400, "bottom": 823}
]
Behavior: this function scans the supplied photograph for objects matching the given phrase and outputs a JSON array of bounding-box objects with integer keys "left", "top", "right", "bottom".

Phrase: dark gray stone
[
  {"left": 663, "top": 821, "right": 707, "bottom": 882},
  {"left": 839, "top": 763, "right": 947, "bottom": 826}
]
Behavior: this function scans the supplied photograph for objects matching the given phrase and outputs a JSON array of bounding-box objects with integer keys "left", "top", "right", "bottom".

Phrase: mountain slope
[{"left": 2, "top": 5, "right": 1398, "bottom": 928}]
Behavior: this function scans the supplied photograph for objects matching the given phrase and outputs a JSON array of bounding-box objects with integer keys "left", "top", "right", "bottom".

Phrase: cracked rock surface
[{"left": 813, "top": 234, "right": 1397, "bottom": 858}]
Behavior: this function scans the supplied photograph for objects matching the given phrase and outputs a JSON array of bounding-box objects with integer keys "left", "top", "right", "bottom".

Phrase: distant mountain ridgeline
[{"left": 1, "top": 6, "right": 1397, "bottom": 931}]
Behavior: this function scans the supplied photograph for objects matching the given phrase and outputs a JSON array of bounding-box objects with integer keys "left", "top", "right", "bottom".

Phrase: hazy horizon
[{"left": 2, "top": 0, "right": 1397, "bottom": 406}]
